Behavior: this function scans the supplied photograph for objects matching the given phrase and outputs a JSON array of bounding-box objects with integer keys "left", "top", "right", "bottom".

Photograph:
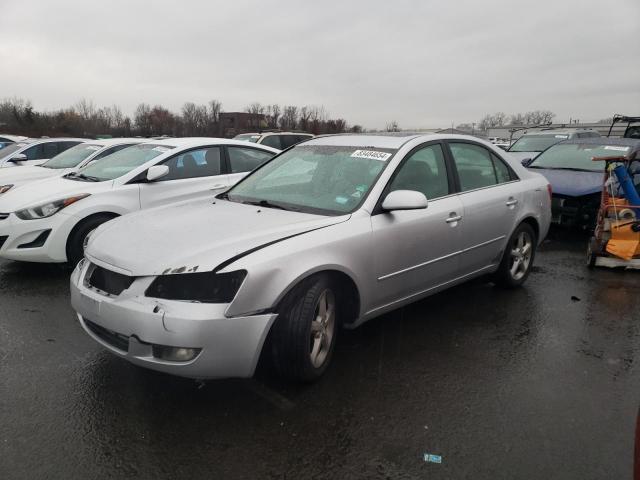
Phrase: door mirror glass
[
  {"left": 8, "top": 153, "right": 27, "bottom": 163},
  {"left": 382, "top": 190, "right": 428, "bottom": 211},
  {"left": 146, "top": 164, "right": 170, "bottom": 182}
]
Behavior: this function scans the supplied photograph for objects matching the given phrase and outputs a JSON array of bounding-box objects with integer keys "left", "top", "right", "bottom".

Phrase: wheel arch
[
  {"left": 519, "top": 215, "right": 540, "bottom": 242},
  {"left": 65, "top": 211, "right": 120, "bottom": 257},
  {"left": 274, "top": 268, "right": 362, "bottom": 326}
]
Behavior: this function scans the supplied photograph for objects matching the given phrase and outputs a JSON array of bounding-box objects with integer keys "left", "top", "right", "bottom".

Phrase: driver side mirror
[
  {"left": 381, "top": 190, "right": 428, "bottom": 211},
  {"left": 521, "top": 158, "right": 533, "bottom": 167},
  {"left": 146, "top": 165, "right": 169, "bottom": 182},
  {"left": 8, "top": 153, "right": 27, "bottom": 163}
]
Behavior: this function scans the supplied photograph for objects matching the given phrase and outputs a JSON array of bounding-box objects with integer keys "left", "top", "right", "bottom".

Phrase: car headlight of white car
[
  {"left": 145, "top": 270, "right": 247, "bottom": 303},
  {"left": 0, "top": 184, "right": 13, "bottom": 194},
  {"left": 15, "top": 194, "right": 91, "bottom": 220}
]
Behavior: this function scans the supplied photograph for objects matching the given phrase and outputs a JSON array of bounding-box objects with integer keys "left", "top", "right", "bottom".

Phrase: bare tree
[
  {"left": 279, "top": 106, "right": 298, "bottom": 130},
  {"left": 386, "top": 120, "right": 399, "bottom": 132}
]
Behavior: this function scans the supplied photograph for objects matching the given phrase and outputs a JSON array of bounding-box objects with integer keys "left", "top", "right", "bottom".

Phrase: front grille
[
  {"left": 84, "top": 319, "right": 129, "bottom": 352},
  {"left": 0, "top": 236, "right": 7, "bottom": 250},
  {"left": 88, "top": 265, "right": 135, "bottom": 296}
]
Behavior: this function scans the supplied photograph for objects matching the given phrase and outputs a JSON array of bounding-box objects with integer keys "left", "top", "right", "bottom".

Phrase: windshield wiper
[
  {"left": 64, "top": 172, "right": 102, "bottom": 182},
  {"left": 241, "top": 199, "right": 299, "bottom": 211}
]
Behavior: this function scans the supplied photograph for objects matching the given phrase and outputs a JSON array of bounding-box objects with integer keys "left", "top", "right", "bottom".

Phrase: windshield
[
  {"left": 41, "top": 144, "right": 102, "bottom": 169},
  {"left": 529, "top": 143, "right": 631, "bottom": 172},
  {"left": 225, "top": 145, "right": 395, "bottom": 215},
  {"left": 234, "top": 134, "right": 260, "bottom": 143},
  {"left": 509, "top": 134, "right": 569, "bottom": 153},
  {"left": 0, "top": 142, "right": 30, "bottom": 159},
  {"left": 78, "top": 144, "right": 173, "bottom": 181}
]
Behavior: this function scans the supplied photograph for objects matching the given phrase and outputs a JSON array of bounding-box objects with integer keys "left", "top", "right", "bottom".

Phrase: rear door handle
[
  {"left": 446, "top": 214, "right": 462, "bottom": 224},
  {"left": 211, "top": 184, "right": 226, "bottom": 189},
  {"left": 506, "top": 198, "right": 519, "bottom": 206}
]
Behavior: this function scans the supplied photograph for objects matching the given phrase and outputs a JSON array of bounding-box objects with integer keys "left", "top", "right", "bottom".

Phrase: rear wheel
[
  {"left": 270, "top": 274, "right": 338, "bottom": 382},
  {"left": 66, "top": 214, "right": 117, "bottom": 267},
  {"left": 494, "top": 223, "right": 536, "bottom": 288}
]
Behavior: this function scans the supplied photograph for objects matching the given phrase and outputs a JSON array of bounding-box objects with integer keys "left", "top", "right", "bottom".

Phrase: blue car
[{"left": 525, "top": 138, "right": 640, "bottom": 229}]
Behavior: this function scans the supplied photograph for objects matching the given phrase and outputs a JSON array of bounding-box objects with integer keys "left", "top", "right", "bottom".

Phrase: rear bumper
[{"left": 70, "top": 260, "right": 277, "bottom": 379}]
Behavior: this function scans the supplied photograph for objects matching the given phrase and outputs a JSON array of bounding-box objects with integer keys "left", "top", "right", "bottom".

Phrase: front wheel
[
  {"left": 493, "top": 223, "right": 537, "bottom": 288},
  {"left": 66, "top": 214, "right": 116, "bottom": 267},
  {"left": 270, "top": 274, "right": 338, "bottom": 382}
]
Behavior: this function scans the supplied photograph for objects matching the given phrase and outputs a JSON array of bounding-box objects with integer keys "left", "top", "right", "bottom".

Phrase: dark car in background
[
  {"left": 507, "top": 128, "right": 601, "bottom": 165},
  {"left": 526, "top": 138, "right": 640, "bottom": 229}
]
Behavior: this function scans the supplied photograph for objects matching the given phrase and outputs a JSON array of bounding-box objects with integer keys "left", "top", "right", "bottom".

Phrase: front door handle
[
  {"left": 446, "top": 214, "right": 463, "bottom": 224},
  {"left": 210, "top": 184, "right": 226, "bottom": 189},
  {"left": 506, "top": 197, "right": 519, "bottom": 207}
]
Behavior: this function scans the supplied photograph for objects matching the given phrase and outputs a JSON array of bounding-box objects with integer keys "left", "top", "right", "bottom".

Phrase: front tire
[
  {"left": 493, "top": 223, "right": 537, "bottom": 288},
  {"left": 66, "top": 214, "right": 116, "bottom": 267},
  {"left": 270, "top": 274, "right": 338, "bottom": 382}
]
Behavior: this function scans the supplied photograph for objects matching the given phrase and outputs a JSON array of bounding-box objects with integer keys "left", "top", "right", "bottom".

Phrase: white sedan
[
  {"left": 0, "top": 138, "right": 279, "bottom": 265},
  {"left": 0, "top": 137, "right": 87, "bottom": 167},
  {"left": 0, "top": 138, "right": 145, "bottom": 195}
]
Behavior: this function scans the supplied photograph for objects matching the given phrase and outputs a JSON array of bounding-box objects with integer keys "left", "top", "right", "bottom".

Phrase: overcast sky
[{"left": 1, "top": 0, "right": 638, "bottom": 129}]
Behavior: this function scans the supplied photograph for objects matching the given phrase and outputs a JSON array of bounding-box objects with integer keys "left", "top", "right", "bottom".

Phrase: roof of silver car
[{"left": 305, "top": 134, "right": 425, "bottom": 149}]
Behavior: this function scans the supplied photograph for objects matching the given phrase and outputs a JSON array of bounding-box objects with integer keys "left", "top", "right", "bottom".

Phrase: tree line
[
  {"left": 0, "top": 97, "right": 360, "bottom": 138},
  {"left": 472, "top": 110, "right": 556, "bottom": 131}
]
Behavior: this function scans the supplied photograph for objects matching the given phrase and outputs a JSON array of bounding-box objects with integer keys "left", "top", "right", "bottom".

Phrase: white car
[
  {"left": 0, "top": 138, "right": 279, "bottom": 265},
  {"left": 0, "top": 138, "right": 145, "bottom": 196},
  {"left": 0, "top": 134, "right": 29, "bottom": 149},
  {"left": 0, "top": 137, "right": 87, "bottom": 168},
  {"left": 233, "top": 132, "right": 313, "bottom": 150}
]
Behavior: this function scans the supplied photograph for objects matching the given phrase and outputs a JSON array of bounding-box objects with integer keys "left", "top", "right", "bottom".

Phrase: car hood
[
  {"left": 528, "top": 168, "right": 603, "bottom": 197},
  {"left": 87, "top": 199, "right": 350, "bottom": 276},
  {"left": 0, "top": 175, "right": 110, "bottom": 211},
  {"left": 0, "top": 166, "right": 66, "bottom": 186}
]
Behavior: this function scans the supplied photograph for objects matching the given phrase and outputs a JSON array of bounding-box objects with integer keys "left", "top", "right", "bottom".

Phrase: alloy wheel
[
  {"left": 309, "top": 289, "right": 336, "bottom": 369},
  {"left": 509, "top": 231, "right": 533, "bottom": 281}
]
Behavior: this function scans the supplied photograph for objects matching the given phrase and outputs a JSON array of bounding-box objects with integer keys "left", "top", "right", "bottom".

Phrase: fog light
[{"left": 152, "top": 345, "right": 201, "bottom": 362}]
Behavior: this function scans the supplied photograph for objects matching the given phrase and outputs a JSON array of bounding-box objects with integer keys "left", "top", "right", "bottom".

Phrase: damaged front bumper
[{"left": 70, "top": 258, "right": 277, "bottom": 379}]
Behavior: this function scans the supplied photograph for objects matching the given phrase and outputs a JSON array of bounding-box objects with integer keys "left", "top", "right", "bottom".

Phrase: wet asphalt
[{"left": 1, "top": 229, "right": 639, "bottom": 480}]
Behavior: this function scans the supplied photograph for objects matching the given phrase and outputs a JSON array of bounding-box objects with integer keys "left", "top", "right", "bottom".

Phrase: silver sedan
[{"left": 71, "top": 134, "right": 551, "bottom": 382}]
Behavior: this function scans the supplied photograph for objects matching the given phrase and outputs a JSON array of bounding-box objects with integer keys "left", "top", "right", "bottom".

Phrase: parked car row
[{"left": 0, "top": 132, "right": 552, "bottom": 382}]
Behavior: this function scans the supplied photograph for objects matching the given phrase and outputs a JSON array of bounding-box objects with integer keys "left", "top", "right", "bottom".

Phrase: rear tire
[
  {"left": 493, "top": 223, "right": 537, "bottom": 288},
  {"left": 270, "top": 274, "right": 339, "bottom": 382},
  {"left": 66, "top": 214, "right": 116, "bottom": 267}
]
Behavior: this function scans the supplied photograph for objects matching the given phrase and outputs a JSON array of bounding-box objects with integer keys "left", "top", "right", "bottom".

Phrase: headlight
[
  {"left": 145, "top": 270, "right": 247, "bottom": 303},
  {"left": 0, "top": 184, "right": 13, "bottom": 194},
  {"left": 15, "top": 194, "right": 90, "bottom": 220}
]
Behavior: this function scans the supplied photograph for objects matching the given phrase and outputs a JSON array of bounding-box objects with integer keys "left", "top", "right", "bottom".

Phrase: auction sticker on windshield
[
  {"left": 351, "top": 150, "right": 392, "bottom": 161},
  {"left": 604, "top": 146, "right": 630, "bottom": 152}
]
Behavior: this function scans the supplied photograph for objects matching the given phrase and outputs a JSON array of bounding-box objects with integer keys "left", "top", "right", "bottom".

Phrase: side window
[
  {"left": 44, "top": 143, "right": 60, "bottom": 158},
  {"left": 492, "top": 153, "right": 514, "bottom": 183},
  {"left": 160, "top": 147, "right": 222, "bottom": 181},
  {"left": 449, "top": 143, "right": 499, "bottom": 191},
  {"left": 228, "top": 147, "right": 275, "bottom": 173},
  {"left": 23, "top": 144, "right": 45, "bottom": 160},
  {"left": 388, "top": 143, "right": 449, "bottom": 199},
  {"left": 261, "top": 135, "right": 282, "bottom": 150},
  {"left": 280, "top": 135, "right": 300, "bottom": 149},
  {"left": 93, "top": 144, "right": 133, "bottom": 161}
]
